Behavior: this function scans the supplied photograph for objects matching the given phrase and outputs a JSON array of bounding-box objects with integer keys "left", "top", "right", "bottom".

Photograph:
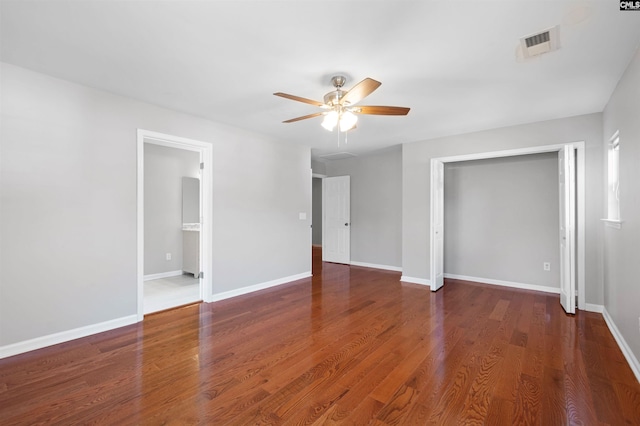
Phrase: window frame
[{"left": 603, "top": 130, "right": 622, "bottom": 228}]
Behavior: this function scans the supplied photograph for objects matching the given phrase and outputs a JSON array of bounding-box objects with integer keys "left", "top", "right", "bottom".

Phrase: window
[{"left": 607, "top": 131, "right": 620, "bottom": 221}]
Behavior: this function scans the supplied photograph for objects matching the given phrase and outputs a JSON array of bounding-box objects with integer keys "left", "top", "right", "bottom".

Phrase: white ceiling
[{"left": 2, "top": 1, "right": 640, "bottom": 159}]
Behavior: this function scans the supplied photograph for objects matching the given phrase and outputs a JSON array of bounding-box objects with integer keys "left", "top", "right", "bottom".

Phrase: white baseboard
[
  {"left": 211, "top": 271, "right": 312, "bottom": 302},
  {"left": 144, "top": 270, "right": 183, "bottom": 281},
  {"left": 0, "top": 314, "right": 138, "bottom": 360},
  {"left": 400, "top": 276, "right": 430, "bottom": 286},
  {"left": 585, "top": 303, "right": 604, "bottom": 313},
  {"left": 602, "top": 307, "right": 640, "bottom": 383},
  {"left": 350, "top": 261, "right": 402, "bottom": 272},
  {"left": 443, "top": 273, "right": 561, "bottom": 294}
]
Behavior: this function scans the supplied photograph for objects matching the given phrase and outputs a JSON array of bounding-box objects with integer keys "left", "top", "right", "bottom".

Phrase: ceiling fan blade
[
  {"left": 274, "top": 92, "right": 325, "bottom": 107},
  {"left": 341, "top": 78, "right": 381, "bottom": 105},
  {"left": 283, "top": 112, "right": 325, "bottom": 123},
  {"left": 356, "top": 105, "right": 410, "bottom": 116}
]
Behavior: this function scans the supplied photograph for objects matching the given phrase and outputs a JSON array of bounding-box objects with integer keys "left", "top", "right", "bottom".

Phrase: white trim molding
[
  {"left": 137, "top": 129, "right": 214, "bottom": 321},
  {"left": 0, "top": 315, "right": 138, "bottom": 360},
  {"left": 584, "top": 303, "right": 604, "bottom": 313},
  {"left": 143, "top": 270, "right": 183, "bottom": 281},
  {"left": 400, "top": 276, "right": 430, "bottom": 286},
  {"left": 444, "top": 273, "right": 561, "bottom": 294},
  {"left": 601, "top": 219, "right": 623, "bottom": 229},
  {"left": 602, "top": 308, "right": 640, "bottom": 383},
  {"left": 211, "top": 272, "right": 312, "bottom": 302},
  {"left": 431, "top": 141, "right": 586, "bottom": 310},
  {"left": 350, "top": 261, "right": 402, "bottom": 272}
]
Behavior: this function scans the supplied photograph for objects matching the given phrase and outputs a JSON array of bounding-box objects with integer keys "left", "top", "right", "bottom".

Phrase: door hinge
[{"left": 200, "top": 162, "right": 204, "bottom": 170}]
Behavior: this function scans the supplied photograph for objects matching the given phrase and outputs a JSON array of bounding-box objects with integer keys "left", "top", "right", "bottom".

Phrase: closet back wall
[{"left": 444, "top": 152, "right": 561, "bottom": 289}]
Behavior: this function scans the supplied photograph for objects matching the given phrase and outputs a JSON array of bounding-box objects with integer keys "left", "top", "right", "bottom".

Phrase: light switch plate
[{"left": 299, "top": 212, "right": 307, "bottom": 220}]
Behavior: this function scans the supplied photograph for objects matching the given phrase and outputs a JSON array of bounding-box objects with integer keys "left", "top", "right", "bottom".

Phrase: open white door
[
  {"left": 559, "top": 145, "right": 576, "bottom": 314},
  {"left": 323, "top": 176, "right": 350, "bottom": 264},
  {"left": 430, "top": 160, "right": 444, "bottom": 291}
]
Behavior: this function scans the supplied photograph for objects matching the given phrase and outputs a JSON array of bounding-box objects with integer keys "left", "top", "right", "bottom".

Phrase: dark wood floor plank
[
  {"left": 512, "top": 372, "right": 542, "bottom": 425},
  {"left": 1, "top": 247, "right": 639, "bottom": 424},
  {"left": 564, "top": 352, "right": 600, "bottom": 425},
  {"left": 341, "top": 396, "right": 385, "bottom": 426},
  {"left": 457, "top": 338, "right": 507, "bottom": 424},
  {"left": 485, "top": 396, "right": 514, "bottom": 425},
  {"left": 425, "top": 318, "right": 503, "bottom": 424},
  {"left": 488, "top": 299, "right": 510, "bottom": 321},
  {"left": 492, "top": 343, "right": 524, "bottom": 401},
  {"left": 613, "top": 381, "right": 640, "bottom": 424},
  {"left": 541, "top": 366, "right": 567, "bottom": 425},
  {"left": 369, "top": 334, "right": 437, "bottom": 404},
  {"left": 521, "top": 308, "right": 545, "bottom": 380}
]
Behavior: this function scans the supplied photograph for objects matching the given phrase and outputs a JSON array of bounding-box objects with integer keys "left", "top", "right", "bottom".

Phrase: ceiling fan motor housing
[{"left": 324, "top": 75, "right": 348, "bottom": 106}]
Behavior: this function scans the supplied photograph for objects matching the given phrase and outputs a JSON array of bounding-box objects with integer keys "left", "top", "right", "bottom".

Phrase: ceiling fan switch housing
[{"left": 324, "top": 90, "right": 346, "bottom": 106}]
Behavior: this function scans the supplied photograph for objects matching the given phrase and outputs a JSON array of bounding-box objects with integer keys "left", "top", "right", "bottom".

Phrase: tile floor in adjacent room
[{"left": 144, "top": 274, "right": 200, "bottom": 314}]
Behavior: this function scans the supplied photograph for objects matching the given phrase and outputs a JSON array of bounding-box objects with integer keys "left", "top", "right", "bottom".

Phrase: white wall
[
  {"left": 444, "top": 153, "right": 560, "bottom": 289},
  {"left": 144, "top": 144, "right": 199, "bottom": 275},
  {"left": 0, "top": 63, "right": 311, "bottom": 349},
  {"left": 325, "top": 146, "right": 402, "bottom": 269},
  {"left": 402, "top": 113, "right": 603, "bottom": 304},
  {"left": 602, "top": 46, "right": 640, "bottom": 371}
]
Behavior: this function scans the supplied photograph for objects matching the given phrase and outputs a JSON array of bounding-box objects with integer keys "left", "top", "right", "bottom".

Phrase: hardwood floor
[{"left": 1, "top": 248, "right": 639, "bottom": 424}]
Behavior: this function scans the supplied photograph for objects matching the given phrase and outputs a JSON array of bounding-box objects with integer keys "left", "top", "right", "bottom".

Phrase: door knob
[{"left": 345, "top": 223, "right": 349, "bottom": 226}]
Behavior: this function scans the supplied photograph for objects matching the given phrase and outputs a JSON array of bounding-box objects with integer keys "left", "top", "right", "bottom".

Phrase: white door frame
[
  {"left": 136, "top": 129, "right": 213, "bottom": 321},
  {"left": 430, "top": 159, "right": 445, "bottom": 291},
  {"left": 559, "top": 145, "right": 576, "bottom": 314},
  {"left": 429, "top": 142, "right": 586, "bottom": 310}
]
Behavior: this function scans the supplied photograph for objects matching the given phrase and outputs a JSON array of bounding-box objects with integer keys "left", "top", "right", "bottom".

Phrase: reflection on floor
[{"left": 144, "top": 273, "right": 200, "bottom": 314}]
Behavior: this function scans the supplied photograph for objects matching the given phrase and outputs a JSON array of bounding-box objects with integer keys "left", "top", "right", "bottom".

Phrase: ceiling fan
[{"left": 274, "top": 76, "right": 410, "bottom": 132}]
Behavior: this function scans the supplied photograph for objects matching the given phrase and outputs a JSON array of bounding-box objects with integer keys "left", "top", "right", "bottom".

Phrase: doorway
[
  {"left": 322, "top": 175, "right": 351, "bottom": 264},
  {"left": 136, "top": 130, "right": 213, "bottom": 320},
  {"left": 312, "top": 177, "right": 323, "bottom": 249},
  {"left": 430, "top": 142, "right": 586, "bottom": 311}
]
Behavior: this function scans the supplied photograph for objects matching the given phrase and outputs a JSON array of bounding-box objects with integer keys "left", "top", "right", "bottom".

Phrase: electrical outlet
[
  {"left": 543, "top": 262, "right": 551, "bottom": 271},
  {"left": 166, "top": 253, "right": 172, "bottom": 261}
]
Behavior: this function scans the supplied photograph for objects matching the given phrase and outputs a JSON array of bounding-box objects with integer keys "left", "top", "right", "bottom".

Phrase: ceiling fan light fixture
[
  {"left": 321, "top": 110, "right": 339, "bottom": 131},
  {"left": 339, "top": 111, "right": 358, "bottom": 132}
]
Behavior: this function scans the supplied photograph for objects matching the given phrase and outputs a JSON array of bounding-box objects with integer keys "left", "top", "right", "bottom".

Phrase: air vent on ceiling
[
  {"left": 320, "top": 152, "right": 357, "bottom": 161},
  {"left": 519, "top": 26, "right": 560, "bottom": 59}
]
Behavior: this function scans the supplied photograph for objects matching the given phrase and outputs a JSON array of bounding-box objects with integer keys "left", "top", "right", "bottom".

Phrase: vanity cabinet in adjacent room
[
  {"left": 182, "top": 229, "right": 200, "bottom": 278},
  {"left": 182, "top": 176, "right": 200, "bottom": 278}
]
